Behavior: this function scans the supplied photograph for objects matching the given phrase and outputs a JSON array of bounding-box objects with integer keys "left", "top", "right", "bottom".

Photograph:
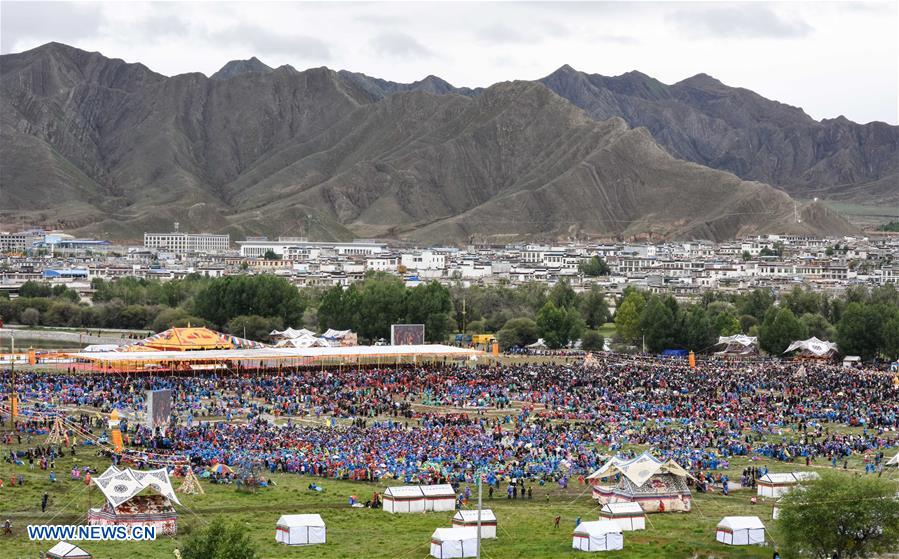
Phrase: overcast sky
[{"left": 2, "top": 1, "right": 897, "bottom": 124}]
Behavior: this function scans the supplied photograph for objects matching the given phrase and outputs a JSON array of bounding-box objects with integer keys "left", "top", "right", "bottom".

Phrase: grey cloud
[
  {"left": 667, "top": 5, "right": 813, "bottom": 39},
  {"left": 0, "top": 2, "right": 104, "bottom": 53},
  {"left": 213, "top": 23, "right": 331, "bottom": 60},
  {"left": 476, "top": 23, "right": 532, "bottom": 44},
  {"left": 369, "top": 32, "right": 433, "bottom": 58}
]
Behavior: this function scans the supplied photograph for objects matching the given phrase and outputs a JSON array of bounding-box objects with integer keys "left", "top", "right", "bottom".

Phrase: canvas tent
[
  {"left": 714, "top": 335, "right": 758, "bottom": 356},
  {"left": 89, "top": 467, "right": 180, "bottom": 534},
  {"left": 599, "top": 502, "right": 645, "bottom": 531},
  {"left": 716, "top": 516, "right": 765, "bottom": 546},
  {"left": 886, "top": 453, "right": 899, "bottom": 467},
  {"left": 572, "top": 520, "right": 623, "bottom": 552},
  {"left": 757, "top": 471, "right": 819, "bottom": 498},
  {"left": 588, "top": 452, "right": 693, "bottom": 513},
  {"left": 383, "top": 486, "right": 426, "bottom": 513},
  {"left": 47, "top": 542, "right": 91, "bottom": 559},
  {"left": 430, "top": 527, "right": 479, "bottom": 559},
  {"left": 452, "top": 509, "right": 497, "bottom": 539},
  {"left": 275, "top": 514, "right": 326, "bottom": 546},
  {"left": 783, "top": 336, "right": 839, "bottom": 360},
  {"left": 421, "top": 484, "right": 456, "bottom": 512}
]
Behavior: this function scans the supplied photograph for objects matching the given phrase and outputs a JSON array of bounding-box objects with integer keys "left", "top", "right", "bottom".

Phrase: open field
[{"left": 3, "top": 437, "right": 893, "bottom": 559}]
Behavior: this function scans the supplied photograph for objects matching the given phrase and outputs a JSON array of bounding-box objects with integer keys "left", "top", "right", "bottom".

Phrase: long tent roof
[
  {"left": 63, "top": 344, "right": 482, "bottom": 364},
  {"left": 587, "top": 452, "right": 693, "bottom": 486}
]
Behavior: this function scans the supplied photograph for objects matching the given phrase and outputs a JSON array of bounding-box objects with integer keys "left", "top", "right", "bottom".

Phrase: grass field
[{"left": 4, "top": 439, "right": 889, "bottom": 559}]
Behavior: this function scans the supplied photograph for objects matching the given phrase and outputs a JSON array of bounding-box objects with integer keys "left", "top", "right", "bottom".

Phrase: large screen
[
  {"left": 146, "top": 389, "right": 172, "bottom": 428},
  {"left": 390, "top": 324, "right": 425, "bottom": 345}
]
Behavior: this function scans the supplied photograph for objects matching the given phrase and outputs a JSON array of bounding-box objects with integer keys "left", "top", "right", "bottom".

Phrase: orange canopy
[{"left": 143, "top": 327, "right": 233, "bottom": 351}]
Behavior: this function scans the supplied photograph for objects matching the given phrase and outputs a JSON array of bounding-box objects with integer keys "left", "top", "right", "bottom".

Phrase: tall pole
[{"left": 476, "top": 471, "right": 482, "bottom": 559}]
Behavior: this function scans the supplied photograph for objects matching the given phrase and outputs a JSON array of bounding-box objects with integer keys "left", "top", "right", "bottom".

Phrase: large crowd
[{"left": 2, "top": 355, "right": 898, "bottom": 484}]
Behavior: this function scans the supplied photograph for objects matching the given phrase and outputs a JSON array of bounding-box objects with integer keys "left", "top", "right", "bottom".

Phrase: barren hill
[{"left": 0, "top": 43, "right": 855, "bottom": 242}]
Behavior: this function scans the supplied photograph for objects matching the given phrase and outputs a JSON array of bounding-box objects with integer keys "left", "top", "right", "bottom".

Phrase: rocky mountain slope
[
  {"left": 0, "top": 43, "right": 856, "bottom": 242},
  {"left": 537, "top": 65, "right": 899, "bottom": 204}
]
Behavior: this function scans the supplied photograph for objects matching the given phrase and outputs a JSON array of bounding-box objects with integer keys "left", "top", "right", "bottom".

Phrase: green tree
[
  {"left": 536, "top": 302, "right": 584, "bottom": 349},
  {"left": 639, "top": 295, "right": 676, "bottom": 353},
  {"left": 405, "top": 282, "right": 454, "bottom": 342},
  {"left": 836, "top": 303, "right": 888, "bottom": 360},
  {"left": 20, "top": 307, "right": 40, "bottom": 326},
  {"left": 758, "top": 307, "right": 806, "bottom": 354},
  {"left": 496, "top": 317, "right": 538, "bottom": 349},
  {"left": 578, "top": 256, "right": 610, "bottom": 276},
  {"left": 883, "top": 315, "right": 899, "bottom": 361},
  {"left": 548, "top": 279, "right": 577, "bottom": 309},
  {"left": 262, "top": 249, "right": 280, "bottom": 260},
  {"left": 581, "top": 330, "right": 605, "bottom": 352},
  {"left": 355, "top": 273, "right": 407, "bottom": 341},
  {"left": 181, "top": 518, "right": 258, "bottom": 559},
  {"left": 151, "top": 308, "right": 206, "bottom": 332},
  {"left": 778, "top": 472, "right": 899, "bottom": 559},
  {"left": 683, "top": 305, "right": 716, "bottom": 351},
  {"left": 578, "top": 286, "right": 610, "bottom": 329},
  {"left": 193, "top": 275, "right": 305, "bottom": 328},
  {"left": 614, "top": 290, "right": 645, "bottom": 344},
  {"left": 19, "top": 281, "right": 53, "bottom": 298},
  {"left": 738, "top": 289, "right": 774, "bottom": 320},
  {"left": 226, "top": 315, "right": 284, "bottom": 342},
  {"left": 800, "top": 313, "right": 835, "bottom": 341}
]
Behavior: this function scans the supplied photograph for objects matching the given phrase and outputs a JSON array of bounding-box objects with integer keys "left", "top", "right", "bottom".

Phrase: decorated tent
[
  {"left": 113, "top": 326, "right": 266, "bottom": 352},
  {"left": 783, "top": 337, "right": 839, "bottom": 360},
  {"left": 757, "top": 471, "right": 819, "bottom": 498},
  {"left": 599, "top": 502, "right": 645, "bottom": 531},
  {"left": 275, "top": 514, "right": 326, "bottom": 546},
  {"left": 383, "top": 486, "right": 426, "bottom": 513},
  {"left": 572, "top": 520, "right": 623, "bottom": 552},
  {"left": 421, "top": 484, "right": 456, "bottom": 512},
  {"left": 89, "top": 467, "right": 180, "bottom": 534},
  {"left": 714, "top": 335, "right": 758, "bottom": 356},
  {"left": 47, "top": 541, "right": 91, "bottom": 559},
  {"left": 270, "top": 328, "right": 316, "bottom": 340},
  {"left": 716, "top": 516, "right": 765, "bottom": 546},
  {"left": 321, "top": 329, "right": 358, "bottom": 347},
  {"left": 430, "top": 527, "right": 479, "bottom": 559},
  {"left": 587, "top": 452, "right": 693, "bottom": 513},
  {"left": 452, "top": 509, "right": 497, "bottom": 539}
]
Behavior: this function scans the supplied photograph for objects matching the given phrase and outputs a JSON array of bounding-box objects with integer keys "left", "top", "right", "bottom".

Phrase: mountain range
[{"left": 2, "top": 42, "right": 882, "bottom": 243}]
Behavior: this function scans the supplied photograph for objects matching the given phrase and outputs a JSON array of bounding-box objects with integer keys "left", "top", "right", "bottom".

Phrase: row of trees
[
  {"left": 611, "top": 284, "right": 899, "bottom": 359},
  {"left": 2, "top": 276, "right": 898, "bottom": 358}
]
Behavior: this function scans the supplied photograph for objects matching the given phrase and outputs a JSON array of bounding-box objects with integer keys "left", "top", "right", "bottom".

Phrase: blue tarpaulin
[{"left": 661, "top": 349, "right": 689, "bottom": 358}]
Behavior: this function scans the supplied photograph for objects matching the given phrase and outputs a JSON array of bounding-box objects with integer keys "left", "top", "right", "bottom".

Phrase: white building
[
  {"left": 238, "top": 237, "right": 387, "bottom": 259},
  {"left": 144, "top": 232, "right": 230, "bottom": 254},
  {"left": 401, "top": 250, "right": 446, "bottom": 272}
]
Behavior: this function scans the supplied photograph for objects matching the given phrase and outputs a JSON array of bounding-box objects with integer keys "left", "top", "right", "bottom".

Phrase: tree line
[{"left": 1, "top": 275, "right": 897, "bottom": 359}]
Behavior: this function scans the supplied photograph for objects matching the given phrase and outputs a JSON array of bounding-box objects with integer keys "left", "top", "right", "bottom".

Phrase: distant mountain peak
[
  {"left": 210, "top": 57, "right": 273, "bottom": 80},
  {"left": 676, "top": 72, "right": 725, "bottom": 88}
]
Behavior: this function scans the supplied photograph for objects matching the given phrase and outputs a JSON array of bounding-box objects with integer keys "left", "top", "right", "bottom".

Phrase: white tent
[
  {"left": 421, "top": 484, "right": 456, "bottom": 512},
  {"left": 92, "top": 467, "right": 181, "bottom": 508},
  {"left": 587, "top": 452, "right": 694, "bottom": 512},
  {"left": 47, "top": 542, "right": 91, "bottom": 559},
  {"left": 275, "top": 514, "right": 326, "bottom": 546},
  {"left": 886, "top": 453, "right": 899, "bottom": 467},
  {"left": 714, "top": 334, "right": 758, "bottom": 356},
  {"left": 430, "top": 527, "right": 479, "bottom": 559},
  {"left": 383, "top": 486, "right": 426, "bottom": 513},
  {"left": 452, "top": 509, "right": 497, "bottom": 539},
  {"left": 270, "top": 328, "right": 316, "bottom": 340},
  {"left": 757, "top": 471, "right": 819, "bottom": 498},
  {"left": 572, "top": 520, "right": 623, "bottom": 552},
  {"left": 599, "top": 502, "right": 645, "bottom": 531},
  {"left": 783, "top": 336, "right": 839, "bottom": 359},
  {"left": 716, "top": 516, "right": 765, "bottom": 546}
]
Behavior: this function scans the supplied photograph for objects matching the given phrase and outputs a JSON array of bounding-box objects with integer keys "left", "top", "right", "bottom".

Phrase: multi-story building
[{"left": 144, "top": 232, "right": 230, "bottom": 254}]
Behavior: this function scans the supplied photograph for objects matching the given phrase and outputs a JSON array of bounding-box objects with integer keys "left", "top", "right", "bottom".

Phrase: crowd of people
[{"left": 2, "top": 354, "right": 898, "bottom": 484}]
